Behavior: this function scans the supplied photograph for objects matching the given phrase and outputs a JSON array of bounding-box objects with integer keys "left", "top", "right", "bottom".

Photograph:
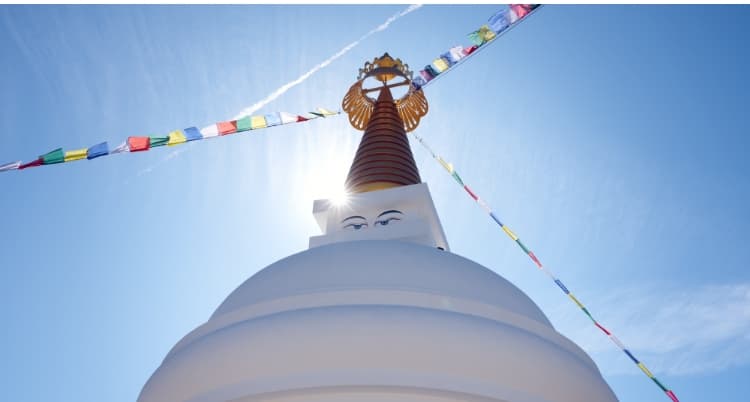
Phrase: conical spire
[{"left": 344, "top": 86, "right": 421, "bottom": 193}]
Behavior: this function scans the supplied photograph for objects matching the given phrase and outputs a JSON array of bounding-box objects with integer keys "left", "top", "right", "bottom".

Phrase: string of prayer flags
[
  {"left": 2, "top": 108, "right": 340, "bottom": 173},
  {"left": 412, "top": 4, "right": 540, "bottom": 91},
  {"left": 410, "top": 130, "right": 680, "bottom": 402}
]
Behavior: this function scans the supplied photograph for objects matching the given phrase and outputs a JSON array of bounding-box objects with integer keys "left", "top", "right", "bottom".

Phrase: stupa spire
[{"left": 342, "top": 53, "right": 429, "bottom": 194}]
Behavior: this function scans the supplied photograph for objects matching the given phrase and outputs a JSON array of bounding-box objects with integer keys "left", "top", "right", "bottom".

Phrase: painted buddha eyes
[
  {"left": 341, "top": 210, "right": 403, "bottom": 231},
  {"left": 374, "top": 216, "right": 401, "bottom": 226},
  {"left": 344, "top": 222, "right": 368, "bottom": 231}
]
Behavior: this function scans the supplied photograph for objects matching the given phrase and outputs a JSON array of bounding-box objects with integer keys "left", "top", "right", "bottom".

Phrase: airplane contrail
[{"left": 231, "top": 4, "right": 423, "bottom": 121}]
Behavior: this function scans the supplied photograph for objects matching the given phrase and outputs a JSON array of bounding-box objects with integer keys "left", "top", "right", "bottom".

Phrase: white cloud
[{"left": 548, "top": 283, "right": 750, "bottom": 376}]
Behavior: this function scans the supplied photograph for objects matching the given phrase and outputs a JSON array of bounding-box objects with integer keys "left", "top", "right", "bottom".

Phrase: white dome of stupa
[
  {"left": 139, "top": 240, "right": 618, "bottom": 402},
  {"left": 140, "top": 54, "right": 618, "bottom": 402}
]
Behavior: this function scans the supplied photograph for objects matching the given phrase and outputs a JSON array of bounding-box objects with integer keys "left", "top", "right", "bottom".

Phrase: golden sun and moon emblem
[{"left": 342, "top": 53, "right": 429, "bottom": 132}]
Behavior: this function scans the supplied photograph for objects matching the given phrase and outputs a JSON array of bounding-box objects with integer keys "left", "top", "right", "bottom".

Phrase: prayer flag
[
  {"left": 87, "top": 142, "right": 108, "bottom": 159},
  {"left": 296, "top": 115, "right": 309, "bottom": 122},
  {"left": 411, "top": 76, "right": 427, "bottom": 90},
  {"left": 463, "top": 45, "right": 479, "bottom": 55},
  {"left": 316, "top": 107, "right": 338, "bottom": 116},
  {"left": 183, "top": 127, "right": 202, "bottom": 141},
  {"left": 511, "top": 4, "right": 531, "bottom": 20},
  {"left": 265, "top": 113, "right": 282, "bottom": 127},
  {"left": 440, "top": 52, "right": 457, "bottom": 67},
  {"left": 41, "top": 148, "right": 65, "bottom": 165},
  {"left": 217, "top": 120, "right": 237, "bottom": 135},
  {"left": 128, "top": 136, "right": 150, "bottom": 152},
  {"left": 64, "top": 148, "right": 88, "bottom": 162},
  {"left": 449, "top": 46, "right": 465, "bottom": 63},
  {"left": 167, "top": 130, "right": 187, "bottom": 146},
  {"left": 111, "top": 141, "right": 129, "bottom": 154},
  {"left": 236, "top": 116, "right": 252, "bottom": 132},
  {"left": 200, "top": 124, "right": 219, "bottom": 139},
  {"left": 250, "top": 115, "right": 267, "bottom": 129},
  {"left": 420, "top": 69, "right": 434, "bottom": 82},
  {"left": 279, "top": 112, "right": 298, "bottom": 124},
  {"left": 432, "top": 57, "right": 450, "bottom": 73},
  {"left": 425, "top": 65, "right": 440, "bottom": 78},
  {"left": 149, "top": 136, "right": 169, "bottom": 148},
  {"left": 488, "top": 8, "right": 511, "bottom": 33},
  {"left": 308, "top": 111, "right": 325, "bottom": 118},
  {"left": 19, "top": 158, "right": 43, "bottom": 170},
  {"left": 0, "top": 161, "right": 21, "bottom": 172}
]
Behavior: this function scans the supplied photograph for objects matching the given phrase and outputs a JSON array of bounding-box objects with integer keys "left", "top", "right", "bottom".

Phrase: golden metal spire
[
  {"left": 342, "top": 53, "right": 428, "bottom": 194},
  {"left": 342, "top": 53, "right": 428, "bottom": 133}
]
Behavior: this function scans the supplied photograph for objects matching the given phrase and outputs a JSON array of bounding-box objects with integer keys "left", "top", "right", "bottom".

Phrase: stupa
[{"left": 138, "top": 53, "right": 618, "bottom": 402}]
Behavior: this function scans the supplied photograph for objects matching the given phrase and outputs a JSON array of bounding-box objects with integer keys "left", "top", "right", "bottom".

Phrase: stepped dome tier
[{"left": 139, "top": 241, "right": 618, "bottom": 402}]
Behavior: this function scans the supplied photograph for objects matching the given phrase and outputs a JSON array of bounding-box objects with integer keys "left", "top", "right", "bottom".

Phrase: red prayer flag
[
  {"left": 217, "top": 120, "right": 237, "bottom": 135},
  {"left": 594, "top": 321, "right": 611, "bottom": 335},
  {"left": 463, "top": 45, "right": 479, "bottom": 55},
  {"left": 128, "top": 136, "right": 150, "bottom": 152},
  {"left": 19, "top": 158, "right": 43, "bottom": 170},
  {"left": 296, "top": 116, "right": 309, "bottom": 122},
  {"left": 511, "top": 4, "right": 530, "bottom": 19}
]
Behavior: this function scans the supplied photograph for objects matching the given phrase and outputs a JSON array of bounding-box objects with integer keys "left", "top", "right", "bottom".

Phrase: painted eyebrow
[
  {"left": 341, "top": 215, "right": 367, "bottom": 223},
  {"left": 377, "top": 210, "right": 404, "bottom": 218}
]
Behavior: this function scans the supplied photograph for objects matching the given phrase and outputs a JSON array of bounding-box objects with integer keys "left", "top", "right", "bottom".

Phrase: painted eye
[
  {"left": 375, "top": 217, "right": 401, "bottom": 226},
  {"left": 344, "top": 223, "right": 367, "bottom": 230}
]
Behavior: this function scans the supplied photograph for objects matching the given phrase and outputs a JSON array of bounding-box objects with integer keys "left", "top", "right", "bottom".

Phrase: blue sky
[{"left": 1, "top": 4, "right": 748, "bottom": 402}]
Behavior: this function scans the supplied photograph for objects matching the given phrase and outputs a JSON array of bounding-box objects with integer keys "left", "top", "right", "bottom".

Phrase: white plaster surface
[{"left": 139, "top": 241, "right": 618, "bottom": 402}]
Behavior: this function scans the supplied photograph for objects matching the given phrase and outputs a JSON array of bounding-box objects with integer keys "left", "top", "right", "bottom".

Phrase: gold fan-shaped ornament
[{"left": 342, "top": 53, "right": 428, "bottom": 132}]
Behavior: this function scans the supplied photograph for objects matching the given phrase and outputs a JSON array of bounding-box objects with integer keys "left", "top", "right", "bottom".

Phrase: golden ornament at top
[{"left": 343, "top": 52, "right": 428, "bottom": 132}]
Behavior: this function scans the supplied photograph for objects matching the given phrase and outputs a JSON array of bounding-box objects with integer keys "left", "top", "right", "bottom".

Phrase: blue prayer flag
[
  {"left": 265, "top": 113, "right": 282, "bottom": 127},
  {"left": 184, "top": 127, "right": 202, "bottom": 141},
  {"left": 440, "top": 52, "right": 456, "bottom": 67},
  {"left": 411, "top": 76, "right": 427, "bottom": 90},
  {"left": 86, "top": 142, "right": 109, "bottom": 160},
  {"left": 488, "top": 8, "right": 511, "bottom": 33}
]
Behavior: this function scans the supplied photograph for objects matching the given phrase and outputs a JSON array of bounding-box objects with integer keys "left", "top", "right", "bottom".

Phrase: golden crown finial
[{"left": 343, "top": 53, "right": 428, "bottom": 132}]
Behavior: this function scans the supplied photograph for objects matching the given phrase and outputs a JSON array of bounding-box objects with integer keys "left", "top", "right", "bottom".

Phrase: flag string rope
[
  {"left": 0, "top": 108, "right": 340, "bottom": 173},
  {"left": 409, "top": 131, "right": 680, "bottom": 402}
]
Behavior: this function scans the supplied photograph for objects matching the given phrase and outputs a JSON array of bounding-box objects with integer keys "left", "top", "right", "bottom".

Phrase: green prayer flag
[
  {"left": 236, "top": 116, "right": 252, "bottom": 132},
  {"left": 149, "top": 136, "right": 169, "bottom": 148},
  {"left": 41, "top": 148, "right": 65, "bottom": 164},
  {"left": 651, "top": 377, "right": 668, "bottom": 393}
]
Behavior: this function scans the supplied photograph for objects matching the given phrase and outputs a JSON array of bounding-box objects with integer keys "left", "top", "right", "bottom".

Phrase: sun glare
[{"left": 330, "top": 188, "right": 350, "bottom": 207}]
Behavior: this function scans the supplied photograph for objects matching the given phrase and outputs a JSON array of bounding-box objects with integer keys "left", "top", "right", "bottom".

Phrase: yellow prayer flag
[
  {"left": 637, "top": 363, "right": 654, "bottom": 378},
  {"left": 480, "top": 25, "right": 496, "bottom": 42},
  {"left": 316, "top": 107, "right": 338, "bottom": 116},
  {"left": 250, "top": 115, "right": 267, "bottom": 129},
  {"left": 433, "top": 58, "right": 449, "bottom": 72},
  {"left": 568, "top": 293, "right": 585, "bottom": 309},
  {"left": 64, "top": 148, "right": 88, "bottom": 162},
  {"left": 502, "top": 226, "right": 518, "bottom": 241},
  {"left": 437, "top": 157, "right": 453, "bottom": 173},
  {"left": 167, "top": 130, "right": 187, "bottom": 146}
]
